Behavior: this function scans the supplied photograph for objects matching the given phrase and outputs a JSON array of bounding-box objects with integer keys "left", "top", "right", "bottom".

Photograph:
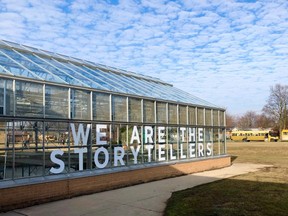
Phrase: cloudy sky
[{"left": 0, "top": 0, "right": 287, "bottom": 115}]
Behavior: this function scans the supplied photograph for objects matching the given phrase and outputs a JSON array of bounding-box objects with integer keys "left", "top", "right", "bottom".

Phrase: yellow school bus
[
  {"left": 231, "top": 130, "right": 279, "bottom": 142},
  {"left": 281, "top": 129, "right": 288, "bottom": 141}
]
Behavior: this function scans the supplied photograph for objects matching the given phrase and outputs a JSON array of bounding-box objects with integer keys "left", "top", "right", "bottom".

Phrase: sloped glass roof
[{"left": 0, "top": 39, "right": 221, "bottom": 109}]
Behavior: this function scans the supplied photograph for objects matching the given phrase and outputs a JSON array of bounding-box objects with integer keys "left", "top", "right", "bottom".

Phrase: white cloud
[{"left": 0, "top": 0, "right": 288, "bottom": 115}]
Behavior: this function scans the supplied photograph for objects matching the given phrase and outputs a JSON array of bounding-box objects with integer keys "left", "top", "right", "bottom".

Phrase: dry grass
[{"left": 164, "top": 141, "right": 288, "bottom": 216}]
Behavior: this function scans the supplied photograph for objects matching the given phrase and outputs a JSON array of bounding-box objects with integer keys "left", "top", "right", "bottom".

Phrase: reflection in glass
[
  {"left": 213, "top": 110, "right": 219, "bottom": 126},
  {"left": 93, "top": 92, "right": 110, "bottom": 121},
  {"left": 143, "top": 100, "right": 154, "bottom": 123},
  {"left": 188, "top": 107, "right": 196, "bottom": 125},
  {"left": 205, "top": 109, "right": 212, "bottom": 126},
  {"left": 112, "top": 96, "right": 127, "bottom": 122},
  {"left": 156, "top": 102, "right": 166, "bottom": 124},
  {"left": 16, "top": 81, "right": 43, "bottom": 117},
  {"left": 45, "top": 85, "right": 68, "bottom": 118},
  {"left": 168, "top": 104, "right": 177, "bottom": 124},
  {"left": 71, "top": 89, "right": 91, "bottom": 120},
  {"left": 213, "top": 128, "right": 220, "bottom": 156},
  {"left": 197, "top": 108, "right": 204, "bottom": 125},
  {"left": 0, "top": 79, "right": 14, "bottom": 116},
  {"left": 179, "top": 105, "right": 187, "bottom": 125},
  {"left": 129, "top": 98, "right": 141, "bottom": 122}
]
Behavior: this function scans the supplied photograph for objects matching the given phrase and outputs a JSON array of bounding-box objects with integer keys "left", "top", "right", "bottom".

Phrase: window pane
[
  {"left": 45, "top": 85, "right": 68, "bottom": 119},
  {"left": 213, "top": 110, "right": 219, "bottom": 126},
  {"left": 0, "top": 79, "right": 13, "bottom": 116},
  {"left": 156, "top": 102, "right": 166, "bottom": 124},
  {"left": 179, "top": 105, "right": 187, "bottom": 125},
  {"left": 0, "top": 120, "right": 13, "bottom": 180},
  {"left": 197, "top": 108, "right": 204, "bottom": 125},
  {"left": 168, "top": 104, "right": 177, "bottom": 124},
  {"left": 93, "top": 92, "right": 110, "bottom": 121},
  {"left": 71, "top": 89, "right": 91, "bottom": 120},
  {"left": 143, "top": 100, "right": 154, "bottom": 123},
  {"left": 45, "top": 122, "right": 69, "bottom": 175},
  {"left": 205, "top": 109, "right": 212, "bottom": 126},
  {"left": 16, "top": 81, "right": 43, "bottom": 117},
  {"left": 129, "top": 98, "right": 141, "bottom": 122},
  {"left": 188, "top": 107, "right": 196, "bottom": 125},
  {"left": 112, "top": 95, "right": 127, "bottom": 122},
  {"left": 220, "top": 111, "right": 225, "bottom": 126},
  {"left": 14, "top": 121, "right": 44, "bottom": 179},
  {"left": 213, "top": 128, "right": 220, "bottom": 156}
]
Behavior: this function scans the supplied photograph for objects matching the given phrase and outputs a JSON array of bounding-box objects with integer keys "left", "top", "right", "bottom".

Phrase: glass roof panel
[
  {"left": 0, "top": 39, "right": 221, "bottom": 109},
  {"left": 96, "top": 69, "right": 145, "bottom": 96},
  {"left": 1, "top": 48, "right": 67, "bottom": 84},
  {"left": 63, "top": 62, "right": 111, "bottom": 91},
  {"left": 81, "top": 66, "right": 132, "bottom": 94},
  {"left": 49, "top": 58, "right": 103, "bottom": 89},
  {"left": 116, "top": 74, "right": 158, "bottom": 98},
  {"left": 22, "top": 53, "right": 86, "bottom": 86},
  {"left": 0, "top": 50, "right": 41, "bottom": 80}
]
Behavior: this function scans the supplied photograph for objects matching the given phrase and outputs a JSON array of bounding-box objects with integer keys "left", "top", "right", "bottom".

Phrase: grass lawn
[{"left": 164, "top": 141, "right": 288, "bottom": 216}]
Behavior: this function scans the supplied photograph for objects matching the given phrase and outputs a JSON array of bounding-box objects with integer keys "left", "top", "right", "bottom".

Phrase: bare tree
[
  {"left": 262, "top": 84, "right": 288, "bottom": 135},
  {"left": 255, "top": 113, "right": 275, "bottom": 129},
  {"left": 237, "top": 111, "right": 258, "bottom": 129},
  {"left": 226, "top": 112, "right": 237, "bottom": 129}
]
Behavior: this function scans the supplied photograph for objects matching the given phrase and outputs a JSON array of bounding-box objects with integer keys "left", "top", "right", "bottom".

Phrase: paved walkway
[{"left": 1, "top": 163, "right": 271, "bottom": 216}]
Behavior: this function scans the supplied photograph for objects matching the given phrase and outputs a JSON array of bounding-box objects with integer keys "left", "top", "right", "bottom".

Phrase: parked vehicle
[{"left": 230, "top": 130, "right": 279, "bottom": 142}]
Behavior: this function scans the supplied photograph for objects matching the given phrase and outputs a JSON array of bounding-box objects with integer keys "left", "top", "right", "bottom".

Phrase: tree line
[{"left": 226, "top": 84, "right": 288, "bottom": 133}]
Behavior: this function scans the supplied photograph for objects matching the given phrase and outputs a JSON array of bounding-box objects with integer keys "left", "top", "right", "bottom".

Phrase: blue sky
[{"left": 0, "top": 0, "right": 287, "bottom": 115}]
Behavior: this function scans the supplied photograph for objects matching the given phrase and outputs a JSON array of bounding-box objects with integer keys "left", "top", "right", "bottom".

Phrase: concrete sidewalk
[{"left": 1, "top": 163, "right": 271, "bottom": 216}]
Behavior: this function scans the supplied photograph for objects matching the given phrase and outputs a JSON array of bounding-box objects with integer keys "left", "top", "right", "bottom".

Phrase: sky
[{"left": 0, "top": 0, "right": 287, "bottom": 115}]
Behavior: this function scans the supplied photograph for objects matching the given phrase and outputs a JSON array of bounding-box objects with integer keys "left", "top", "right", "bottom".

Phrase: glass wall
[{"left": 0, "top": 77, "right": 226, "bottom": 181}]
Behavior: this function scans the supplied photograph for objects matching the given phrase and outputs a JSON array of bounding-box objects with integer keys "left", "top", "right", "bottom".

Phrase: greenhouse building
[{"left": 0, "top": 39, "right": 229, "bottom": 211}]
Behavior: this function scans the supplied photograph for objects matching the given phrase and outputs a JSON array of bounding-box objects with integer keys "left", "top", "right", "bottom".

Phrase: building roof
[{"left": 0, "top": 39, "right": 222, "bottom": 109}]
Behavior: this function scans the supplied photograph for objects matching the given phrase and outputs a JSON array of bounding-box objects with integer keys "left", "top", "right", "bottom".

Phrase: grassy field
[{"left": 164, "top": 141, "right": 288, "bottom": 216}]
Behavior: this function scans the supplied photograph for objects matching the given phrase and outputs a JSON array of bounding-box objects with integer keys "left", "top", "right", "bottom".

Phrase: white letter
[
  {"left": 188, "top": 128, "right": 196, "bottom": 142},
  {"left": 207, "top": 142, "right": 212, "bottom": 156},
  {"left": 114, "top": 147, "right": 125, "bottom": 166},
  {"left": 130, "top": 145, "right": 140, "bottom": 164},
  {"left": 96, "top": 124, "right": 107, "bottom": 145},
  {"left": 158, "top": 127, "right": 165, "bottom": 143},
  {"left": 94, "top": 147, "right": 109, "bottom": 168},
  {"left": 198, "top": 128, "right": 204, "bottom": 142},
  {"left": 74, "top": 148, "right": 87, "bottom": 171},
  {"left": 169, "top": 144, "right": 176, "bottom": 160},
  {"left": 146, "top": 145, "right": 154, "bottom": 162},
  {"left": 130, "top": 126, "right": 140, "bottom": 144},
  {"left": 158, "top": 144, "right": 166, "bottom": 161},
  {"left": 198, "top": 143, "right": 204, "bottom": 157},
  {"left": 189, "top": 143, "right": 196, "bottom": 158},
  {"left": 144, "top": 126, "right": 153, "bottom": 143},
  {"left": 70, "top": 123, "right": 91, "bottom": 146},
  {"left": 50, "top": 150, "right": 65, "bottom": 174},
  {"left": 180, "top": 143, "right": 187, "bottom": 159},
  {"left": 180, "top": 127, "right": 186, "bottom": 142}
]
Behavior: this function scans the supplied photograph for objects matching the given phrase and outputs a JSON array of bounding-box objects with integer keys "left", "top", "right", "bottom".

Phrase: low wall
[{"left": 0, "top": 156, "right": 230, "bottom": 212}]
